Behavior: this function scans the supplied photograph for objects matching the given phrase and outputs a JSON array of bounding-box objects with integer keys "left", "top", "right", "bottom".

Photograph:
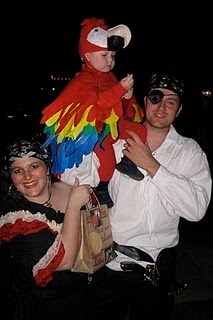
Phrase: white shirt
[
  {"left": 107, "top": 125, "right": 212, "bottom": 270},
  {"left": 61, "top": 125, "right": 212, "bottom": 271}
]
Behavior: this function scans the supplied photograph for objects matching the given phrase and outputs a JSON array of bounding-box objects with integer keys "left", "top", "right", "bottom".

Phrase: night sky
[
  {"left": 7, "top": 6, "right": 212, "bottom": 97},
  {"left": 3, "top": 6, "right": 211, "bottom": 131}
]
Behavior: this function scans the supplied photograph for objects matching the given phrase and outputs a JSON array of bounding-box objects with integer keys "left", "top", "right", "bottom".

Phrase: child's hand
[
  {"left": 122, "top": 88, "right": 133, "bottom": 100},
  {"left": 120, "top": 73, "right": 134, "bottom": 91}
]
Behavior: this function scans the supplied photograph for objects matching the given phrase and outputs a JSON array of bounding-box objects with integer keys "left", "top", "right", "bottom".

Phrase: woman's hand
[{"left": 68, "top": 177, "right": 91, "bottom": 210}]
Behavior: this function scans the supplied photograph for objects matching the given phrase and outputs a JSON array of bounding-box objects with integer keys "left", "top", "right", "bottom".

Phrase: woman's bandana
[{"left": 4, "top": 140, "right": 51, "bottom": 172}]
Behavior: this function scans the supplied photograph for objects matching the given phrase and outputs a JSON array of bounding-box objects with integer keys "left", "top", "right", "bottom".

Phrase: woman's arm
[{"left": 56, "top": 178, "right": 91, "bottom": 270}]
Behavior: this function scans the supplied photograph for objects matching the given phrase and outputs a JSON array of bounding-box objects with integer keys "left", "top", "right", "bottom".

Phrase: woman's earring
[
  {"left": 47, "top": 174, "right": 52, "bottom": 187},
  {"left": 9, "top": 183, "right": 14, "bottom": 193}
]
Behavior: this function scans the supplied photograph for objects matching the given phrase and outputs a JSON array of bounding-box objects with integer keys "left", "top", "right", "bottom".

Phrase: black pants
[
  {"left": 8, "top": 283, "right": 88, "bottom": 320},
  {"left": 86, "top": 247, "right": 177, "bottom": 320}
]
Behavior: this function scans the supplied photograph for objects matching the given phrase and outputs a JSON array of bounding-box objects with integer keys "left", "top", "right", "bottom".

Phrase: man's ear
[{"left": 176, "top": 104, "right": 182, "bottom": 117}]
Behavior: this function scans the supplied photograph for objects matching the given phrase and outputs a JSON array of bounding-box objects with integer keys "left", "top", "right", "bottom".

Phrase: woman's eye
[{"left": 30, "top": 164, "right": 39, "bottom": 170}]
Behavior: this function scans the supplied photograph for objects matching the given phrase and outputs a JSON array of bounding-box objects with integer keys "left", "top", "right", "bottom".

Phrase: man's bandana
[
  {"left": 4, "top": 140, "right": 51, "bottom": 171},
  {"left": 148, "top": 74, "right": 184, "bottom": 100}
]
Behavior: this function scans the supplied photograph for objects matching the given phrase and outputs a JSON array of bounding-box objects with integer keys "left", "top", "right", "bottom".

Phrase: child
[{"left": 41, "top": 18, "right": 146, "bottom": 208}]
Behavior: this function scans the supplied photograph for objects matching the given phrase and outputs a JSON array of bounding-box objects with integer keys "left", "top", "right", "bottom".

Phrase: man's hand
[{"left": 123, "top": 130, "right": 160, "bottom": 178}]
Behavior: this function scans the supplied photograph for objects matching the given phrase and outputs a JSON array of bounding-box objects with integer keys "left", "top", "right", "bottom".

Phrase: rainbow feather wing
[
  {"left": 50, "top": 129, "right": 98, "bottom": 174},
  {"left": 42, "top": 102, "right": 116, "bottom": 174}
]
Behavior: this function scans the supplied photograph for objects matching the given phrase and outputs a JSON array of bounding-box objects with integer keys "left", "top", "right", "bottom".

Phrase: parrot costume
[{"left": 40, "top": 18, "right": 146, "bottom": 207}]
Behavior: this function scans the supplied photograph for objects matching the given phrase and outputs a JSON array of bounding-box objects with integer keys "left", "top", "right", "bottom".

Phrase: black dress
[{"left": 0, "top": 197, "right": 88, "bottom": 320}]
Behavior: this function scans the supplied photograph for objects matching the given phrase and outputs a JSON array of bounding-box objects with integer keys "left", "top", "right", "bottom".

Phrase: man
[{"left": 86, "top": 73, "right": 212, "bottom": 320}]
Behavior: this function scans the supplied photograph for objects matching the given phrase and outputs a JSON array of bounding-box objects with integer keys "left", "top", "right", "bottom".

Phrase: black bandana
[
  {"left": 4, "top": 140, "right": 51, "bottom": 172},
  {"left": 148, "top": 74, "right": 184, "bottom": 99}
]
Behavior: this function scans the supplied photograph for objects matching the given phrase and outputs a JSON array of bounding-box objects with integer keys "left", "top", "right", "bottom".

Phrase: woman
[{"left": 0, "top": 139, "right": 92, "bottom": 319}]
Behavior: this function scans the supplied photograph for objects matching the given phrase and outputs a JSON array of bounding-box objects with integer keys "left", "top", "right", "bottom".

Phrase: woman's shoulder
[
  {"left": 52, "top": 180, "right": 72, "bottom": 193},
  {"left": 51, "top": 181, "right": 71, "bottom": 213}
]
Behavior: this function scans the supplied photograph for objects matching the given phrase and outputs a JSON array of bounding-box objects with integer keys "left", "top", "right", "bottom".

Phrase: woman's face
[{"left": 10, "top": 157, "right": 49, "bottom": 202}]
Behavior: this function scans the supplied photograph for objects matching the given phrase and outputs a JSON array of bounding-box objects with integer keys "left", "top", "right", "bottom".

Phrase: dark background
[
  {"left": 2, "top": 5, "right": 212, "bottom": 166},
  {"left": 6, "top": 5, "right": 212, "bottom": 99}
]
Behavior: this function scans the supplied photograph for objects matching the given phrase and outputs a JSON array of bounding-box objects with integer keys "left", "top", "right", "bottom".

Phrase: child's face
[{"left": 85, "top": 51, "right": 116, "bottom": 72}]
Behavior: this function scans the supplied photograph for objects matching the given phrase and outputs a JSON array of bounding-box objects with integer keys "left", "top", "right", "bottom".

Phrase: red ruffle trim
[
  {"left": 0, "top": 218, "right": 57, "bottom": 241},
  {"left": 34, "top": 241, "right": 65, "bottom": 287}
]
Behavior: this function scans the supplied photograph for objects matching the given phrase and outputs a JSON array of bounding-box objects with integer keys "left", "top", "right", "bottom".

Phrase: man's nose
[{"left": 157, "top": 100, "right": 166, "bottom": 108}]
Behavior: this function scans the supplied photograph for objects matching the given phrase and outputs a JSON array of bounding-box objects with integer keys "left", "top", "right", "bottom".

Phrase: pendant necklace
[{"left": 42, "top": 188, "right": 52, "bottom": 207}]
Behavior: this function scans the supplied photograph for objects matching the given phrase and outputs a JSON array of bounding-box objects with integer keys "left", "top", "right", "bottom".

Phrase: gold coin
[{"left": 89, "top": 232, "right": 102, "bottom": 254}]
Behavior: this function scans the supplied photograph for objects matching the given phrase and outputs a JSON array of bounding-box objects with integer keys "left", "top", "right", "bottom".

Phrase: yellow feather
[
  {"left": 67, "top": 105, "right": 94, "bottom": 139},
  {"left": 56, "top": 105, "right": 94, "bottom": 143},
  {"left": 132, "top": 104, "right": 142, "bottom": 122},
  {"left": 45, "top": 111, "right": 61, "bottom": 127},
  {"left": 105, "top": 109, "right": 119, "bottom": 140},
  {"left": 45, "top": 103, "right": 75, "bottom": 129}
]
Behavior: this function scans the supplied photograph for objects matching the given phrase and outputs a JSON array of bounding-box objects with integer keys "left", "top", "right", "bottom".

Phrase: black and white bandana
[
  {"left": 4, "top": 140, "right": 51, "bottom": 172},
  {"left": 149, "top": 74, "right": 184, "bottom": 99}
]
